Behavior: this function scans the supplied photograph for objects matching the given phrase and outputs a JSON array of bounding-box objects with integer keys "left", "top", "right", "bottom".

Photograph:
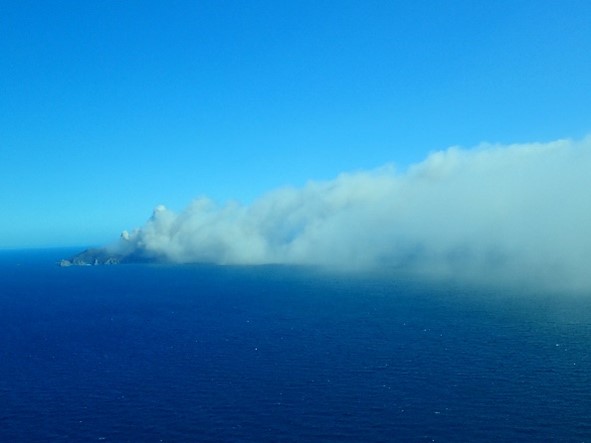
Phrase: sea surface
[{"left": 0, "top": 248, "right": 590, "bottom": 442}]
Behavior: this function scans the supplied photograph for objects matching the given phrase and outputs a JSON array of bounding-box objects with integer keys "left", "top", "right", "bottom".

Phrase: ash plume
[{"left": 79, "top": 137, "right": 591, "bottom": 292}]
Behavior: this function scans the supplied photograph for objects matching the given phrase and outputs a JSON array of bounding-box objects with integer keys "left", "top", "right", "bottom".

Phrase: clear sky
[{"left": 1, "top": 0, "right": 590, "bottom": 248}]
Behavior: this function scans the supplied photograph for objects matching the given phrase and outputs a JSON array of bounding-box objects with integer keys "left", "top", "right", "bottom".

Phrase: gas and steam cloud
[{"left": 113, "top": 137, "right": 591, "bottom": 292}]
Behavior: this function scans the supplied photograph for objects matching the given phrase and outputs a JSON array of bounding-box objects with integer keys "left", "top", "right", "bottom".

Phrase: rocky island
[{"left": 59, "top": 247, "right": 156, "bottom": 267}]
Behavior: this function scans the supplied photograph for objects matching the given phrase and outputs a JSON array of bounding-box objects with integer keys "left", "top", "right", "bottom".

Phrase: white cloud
[{"left": 117, "top": 136, "right": 591, "bottom": 292}]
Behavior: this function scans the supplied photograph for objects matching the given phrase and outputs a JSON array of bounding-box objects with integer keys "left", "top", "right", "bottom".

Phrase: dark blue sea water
[{"left": 1, "top": 249, "right": 590, "bottom": 442}]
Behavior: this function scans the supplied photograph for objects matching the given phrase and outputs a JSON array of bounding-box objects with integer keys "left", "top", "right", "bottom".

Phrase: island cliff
[{"left": 59, "top": 247, "right": 156, "bottom": 266}]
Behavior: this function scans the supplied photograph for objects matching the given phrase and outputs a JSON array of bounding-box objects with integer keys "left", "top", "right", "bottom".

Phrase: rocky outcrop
[
  {"left": 59, "top": 248, "right": 156, "bottom": 266},
  {"left": 58, "top": 248, "right": 123, "bottom": 266}
]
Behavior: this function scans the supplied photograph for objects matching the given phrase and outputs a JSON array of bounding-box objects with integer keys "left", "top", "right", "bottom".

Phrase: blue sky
[{"left": 1, "top": 0, "right": 590, "bottom": 248}]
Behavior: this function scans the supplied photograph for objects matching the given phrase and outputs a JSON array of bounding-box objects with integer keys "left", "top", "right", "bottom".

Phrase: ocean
[{"left": 0, "top": 249, "right": 590, "bottom": 442}]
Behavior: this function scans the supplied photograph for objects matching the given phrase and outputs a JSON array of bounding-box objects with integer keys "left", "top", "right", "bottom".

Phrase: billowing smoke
[{"left": 114, "top": 137, "right": 591, "bottom": 292}]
